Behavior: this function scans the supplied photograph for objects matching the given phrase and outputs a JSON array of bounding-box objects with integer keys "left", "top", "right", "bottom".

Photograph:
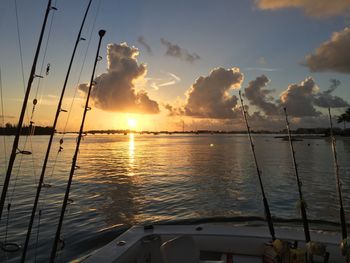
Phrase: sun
[{"left": 127, "top": 118, "right": 137, "bottom": 129}]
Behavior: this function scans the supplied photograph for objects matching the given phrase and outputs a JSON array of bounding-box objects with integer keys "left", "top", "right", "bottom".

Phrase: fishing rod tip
[{"left": 99, "top": 30, "right": 106, "bottom": 37}]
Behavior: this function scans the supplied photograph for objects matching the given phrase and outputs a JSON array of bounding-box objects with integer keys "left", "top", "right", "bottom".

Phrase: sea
[{"left": 0, "top": 133, "right": 349, "bottom": 262}]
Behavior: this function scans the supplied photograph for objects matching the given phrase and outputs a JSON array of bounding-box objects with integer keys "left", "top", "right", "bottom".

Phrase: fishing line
[
  {"left": 34, "top": 209, "right": 42, "bottom": 263},
  {"left": 14, "top": 0, "right": 34, "bottom": 155},
  {"left": 45, "top": 0, "right": 101, "bottom": 187},
  {"left": 61, "top": 0, "right": 101, "bottom": 136},
  {"left": 283, "top": 108, "right": 330, "bottom": 261},
  {"left": 49, "top": 29, "right": 106, "bottom": 262},
  {"left": 0, "top": 0, "right": 34, "bottom": 245},
  {"left": 26, "top": 0, "right": 57, "bottom": 189},
  {"left": 238, "top": 91, "right": 275, "bottom": 241},
  {"left": 328, "top": 108, "right": 349, "bottom": 257},
  {"left": 0, "top": 0, "right": 56, "bottom": 252},
  {"left": 14, "top": 0, "right": 26, "bottom": 93},
  {"left": 283, "top": 107, "right": 310, "bottom": 242},
  {"left": 22, "top": 1, "right": 98, "bottom": 261},
  {"left": 0, "top": 66, "right": 6, "bottom": 166},
  {"left": 33, "top": 0, "right": 57, "bottom": 107}
]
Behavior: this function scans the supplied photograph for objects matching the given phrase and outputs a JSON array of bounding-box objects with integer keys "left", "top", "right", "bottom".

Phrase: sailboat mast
[
  {"left": 21, "top": 1, "right": 93, "bottom": 261},
  {"left": 328, "top": 108, "right": 347, "bottom": 240},
  {"left": 283, "top": 107, "right": 311, "bottom": 243},
  {"left": 0, "top": 0, "right": 55, "bottom": 222},
  {"left": 238, "top": 91, "right": 276, "bottom": 240},
  {"left": 49, "top": 29, "right": 106, "bottom": 263}
]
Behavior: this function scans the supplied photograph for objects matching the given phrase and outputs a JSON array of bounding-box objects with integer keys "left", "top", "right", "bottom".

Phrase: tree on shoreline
[{"left": 337, "top": 108, "right": 350, "bottom": 129}]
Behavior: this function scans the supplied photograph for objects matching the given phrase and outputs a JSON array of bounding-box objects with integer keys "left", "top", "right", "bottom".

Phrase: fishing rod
[
  {"left": 283, "top": 107, "right": 311, "bottom": 243},
  {"left": 21, "top": 1, "right": 93, "bottom": 261},
  {"left": 238, "top": 91, "right": 276, "bottom": 240},
  {"left": 49, "top": 29, "right": 106, "bottom": 263},
  {"left": 328, "top": 108, "right": 348, "bottom": 246},
  {"left": 0, "top": 0, "right": 56, "bottom": 222}
]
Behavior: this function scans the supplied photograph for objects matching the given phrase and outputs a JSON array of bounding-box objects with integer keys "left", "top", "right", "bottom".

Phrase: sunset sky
[{"left": 1, "top": 0, "right": 350, "bottom": 131}]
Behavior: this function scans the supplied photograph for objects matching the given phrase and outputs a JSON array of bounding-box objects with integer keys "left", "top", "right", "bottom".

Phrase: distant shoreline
[{"left": 1, "top": 126, "right": 349, "bottom": 136}]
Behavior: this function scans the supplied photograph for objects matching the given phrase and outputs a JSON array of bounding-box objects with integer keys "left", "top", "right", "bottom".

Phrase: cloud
[
  {"left": 280, "top": 77, "right": 320, "bottom": 117},
  {"left": 313, "top": 79, "right": 349, "bottom": 108},
  {"left": 183, "top": 67, "right": 244, "bottom": 118},
  {"left": 304, "top": 27, "right": 350, "bottom": 74},
  {"left": 272, "top": 77, "right": 349, "bottom": 116},
  {"left": 78, "top": 43, "right": 159, "bottom": 114},
  {"left": 164, "top": 103, "right": 185, "bottom": 116},
  {"left": 160, "top": 38, "right": 200, "bottom": 63},
  {"left": 244, "top": 76, "right": 349, "bottom": 117},
  {"left": 256, "top": 0, "right": 350, "bottom": 18},
  {"left": 137, "top": 36, "right": 152, "bottom": 55},
  {"left": 244, "top": 75, "right": 279, "bottom": 115}
]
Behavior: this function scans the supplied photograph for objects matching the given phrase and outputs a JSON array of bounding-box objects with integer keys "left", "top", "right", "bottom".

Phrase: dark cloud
[
  {"left": 280, "top": 77, "right": 320, "bottom": 117},
  {"left": 314, "top": 79, "right": 349, "bottom": 108},
  {"left": 137, "top": 36, "right": 152, "bottom": 55},
  {"left": 78, "top": 43, "right": 159, "bottom": 114},
  {"left": 160, "top": 38, "right": 200, "bottom": 63},
  {"left": 184, "top": 67, "right": 243, "bottom": 118},
  {"left": 304, "top": 28, "right": 350, "bottom": 73},
  {"left": 244, "top": 75, "right": 279, "bottom": 115},
  {"left": 256, "top": 0, "right": 350, "bottom": 18}
]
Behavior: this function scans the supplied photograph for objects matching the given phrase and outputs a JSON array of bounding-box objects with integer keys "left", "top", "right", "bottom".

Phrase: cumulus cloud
[
  {"left": 314, "top": 79, "right": 349, "bottom": 108},
  {"left": 280, "top": 77, "right": 320, "bottom": 117},
  {"left": 160, "top": 38, "right": 200, "bottom": 63},
  {"left": 137, "top": 36, "right": 152, "bottom": 55},
  {"left": 244, "top": 75, "right": 279, "bottom": 115},
  {"left": 78, "top": 43, "right": 159, "bottom": 114},
  {"left": 271, "top": 77, "right": 349, "bottom": 117},
  {"left": 304, "top": 27, "right": 350, "bottom": 74},
  {"left": 256, "top": 0, "right": 350, "bottom": 18},
  {"left": 183, "top": 67, "right": 244, "bottom": 118}
]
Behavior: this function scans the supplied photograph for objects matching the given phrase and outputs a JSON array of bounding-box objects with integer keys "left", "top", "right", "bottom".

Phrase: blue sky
[{"left": 0, "top": 0, "right": 350, "bottom": 131}]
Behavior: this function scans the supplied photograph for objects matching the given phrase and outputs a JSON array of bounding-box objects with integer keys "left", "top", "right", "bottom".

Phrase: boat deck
[{"left": 83, "top": 222, "right": 344, "bottom": 262}]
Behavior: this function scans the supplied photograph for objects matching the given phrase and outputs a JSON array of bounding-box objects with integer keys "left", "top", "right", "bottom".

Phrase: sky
[{"left": 1, "top": 0, "right": 350, "bottom": 131}]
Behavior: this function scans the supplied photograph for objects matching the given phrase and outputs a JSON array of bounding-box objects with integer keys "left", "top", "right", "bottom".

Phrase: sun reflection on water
[{"left": 128, "top": 133, "right": 135, "bottom": 175}]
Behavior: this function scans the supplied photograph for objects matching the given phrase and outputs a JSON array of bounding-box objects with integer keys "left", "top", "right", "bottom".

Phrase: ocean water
[{"left": 0, "top": 134, "right": 350, "bottom": 262}]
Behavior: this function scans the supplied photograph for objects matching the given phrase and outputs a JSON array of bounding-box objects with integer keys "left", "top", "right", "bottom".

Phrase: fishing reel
[
  {"left": 341, "top": 237, "right": 350, "bottom": 261},
  {"left": 263, "top": 239, "right": 291, "bottom": 263},
  {"left": 306, "top": 241, "right": 329, "bottom": 263}
]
